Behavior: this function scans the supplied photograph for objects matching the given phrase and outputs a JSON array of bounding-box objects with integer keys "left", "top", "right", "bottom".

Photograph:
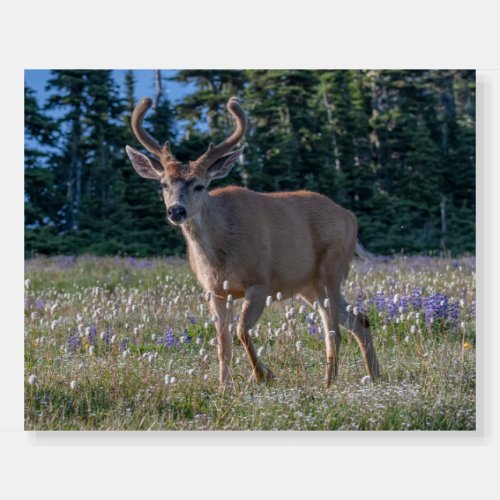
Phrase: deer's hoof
[{"left": 252, "top": 364, "right": 275, "bottom": 384}]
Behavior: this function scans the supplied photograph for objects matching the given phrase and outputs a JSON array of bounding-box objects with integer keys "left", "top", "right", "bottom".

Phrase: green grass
[{"left": 24, "top": 255, "right": 476, "bottom": 430}]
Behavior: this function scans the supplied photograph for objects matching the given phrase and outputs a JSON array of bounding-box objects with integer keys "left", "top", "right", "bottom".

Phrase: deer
[{"left": 126, "top": 96, "right": 380, "bottom": 388}]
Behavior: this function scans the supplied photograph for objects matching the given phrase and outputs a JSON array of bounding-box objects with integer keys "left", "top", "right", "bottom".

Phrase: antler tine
[
  {"left": 131, "top": 97, "right": 174, "bottom": 160},
  {"left": 195, "top": 96, "right": 247, "bottom": 169}
]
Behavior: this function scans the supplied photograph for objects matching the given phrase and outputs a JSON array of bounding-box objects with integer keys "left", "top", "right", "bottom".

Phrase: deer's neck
[{"left": 181, "top": 199, "right": 229, "bottom": 289}]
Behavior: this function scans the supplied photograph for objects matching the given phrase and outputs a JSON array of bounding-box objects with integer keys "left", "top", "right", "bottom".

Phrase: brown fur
[{"left": 127, "top": 96, "right": 380, "bottom": 387}]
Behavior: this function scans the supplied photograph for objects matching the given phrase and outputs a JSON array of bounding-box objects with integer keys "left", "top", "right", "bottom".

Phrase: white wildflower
[
  {"left": 257, "top": 346, "right": 265, "bottom": 357},
  {"left": 188, "top": 368, "right": 195, "bottom": 376},
  {"left": 28, "top": 374, "right": 37, "bottom": 386},
  {"left": 70, "top": 380, "right": 78, "bottom": 390},
  {"left": 226, "top": 294, "right": 233, "bottom": 303},
  {"left": 223, "top": 280, "right": 229, "bottom": 291},
  {"left": 169, "top": 377, "right": 177, "bottom": 385},
  {"left": 410, "top": 325, "right": 416, "bottom": 334},
  {"left": 295, "top": 341, "right": 302, "bottom": 352},
  {"left": 266, "top": 296, "right": 273, "bottom": 307},
  {"left": 346, "top": 304, "right": 352, "bottom": 313},
  {"left": 276, "top": 292, "right": 283, "bottom": 301},
  {"left": 353, "top": 306, "right": 359, "bottom": 316},
  {"left": 199, "top": 348, "right": 207, "bottom": 357},
  {"left": 361, "top": 375, "right": 372, "bottom": 385},
  {"left": 323, "top": 298, "right": 330, "bottom": 309},
  {"left": 89, "top": 345, "right": 95, "bottom": 356},
  {"left": 25, "top": 279, "right": 31, "bottom": 289}
]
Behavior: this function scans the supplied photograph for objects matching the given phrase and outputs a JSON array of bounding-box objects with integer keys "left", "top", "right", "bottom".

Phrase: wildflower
[
  {"left": 122, "top": 350, "right": 129, "bottom": 358},
  {"left": 299, "top": 304, "right": 306, "bottom": 315},
  {"left": 323, "top": 298, "right": 330, "bottom": 309},
  {"left": 360, "top": 375, "right": 372, "bottom": 385},
  {"left": 460, "top": 321, "right": 466, "bottom": 330},
  {"left": 295, "top": 341, "right": 302, "bottom": 352},
  {"left": 148, "top": 354, "right": 154, "bottom": 363},
  {"left": 70, "top": 380, "right": 78, "bottom": 390},
  {"left": 353, "top": 306, "right": 359, "bottom": 316},
  {"left": 157, "top": 327, "right": 177, "bottom": 348},
  {"left": 110, "top": 335, "right": 117, "bottom": 344},
  {"left": 164, "top": 375, "right": 170, "bottom": 385},
  {"left": 199, "top": 348, "right": 207, "bottom": 357},
  {"left": 223, "top": 280, "right": 230, "bottom": 291},
  {"left": 410, "top": 325, "right": 416, "bottom": 334},
  {"left": 276, "top": 292, "right": 283, "bottom": 301},
  {"left": 257, "top": 346, "right": 265, "bottom": 357},
  {"left": 169, "top": 376, "right": 177, "bottom": 385},
  {"left": 203, "top": 374, "right": 209, "bottom": 381},
  {"left": 227, "top": 294, "right": 233, "bottom": 303},
  {"left": 463, "top": 342, "right": 472, "bottom": 350},
  {"left": 209, "top": 338, "right": 218, "bottom": 347},
  {"left": 266, "top": 296, "right": 273, "bottom": 307},
  {"left": 28, "top": 374, "right": 37, "bottom": 386},
  {"left": 67, "top": 334, "right": 80, "bottom": 351},
  {"left": 188, "top": 368, "right": 195, "bottom": 376},
  {"left": 25, "top": 279, "right": 31, "bottom": 289},
  {"left": 89, "top": 345, "right": 95, "bottom": 356},
  {"left": 346, "top": 304, "right": 352, "bottom": 313}
]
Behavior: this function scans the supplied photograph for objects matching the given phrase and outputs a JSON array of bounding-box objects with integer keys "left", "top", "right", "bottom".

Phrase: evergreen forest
[{"left": 24, "top": 70, "right": 475, "bottom": 257}]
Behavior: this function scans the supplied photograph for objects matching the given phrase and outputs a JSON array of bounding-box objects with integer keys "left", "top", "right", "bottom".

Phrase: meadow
[{"left": 24, "top": 255, "right": 476, "bottom": 431}]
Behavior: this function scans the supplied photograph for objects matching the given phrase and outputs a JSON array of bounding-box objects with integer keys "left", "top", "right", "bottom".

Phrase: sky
[{"left": 24, "top": 69, "right": 196, "bottom": 106}]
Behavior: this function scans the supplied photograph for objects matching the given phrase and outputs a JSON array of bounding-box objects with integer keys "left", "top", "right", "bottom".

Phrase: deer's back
[{"left": 209, "top": 187, "right": 357, "bottom": 292}]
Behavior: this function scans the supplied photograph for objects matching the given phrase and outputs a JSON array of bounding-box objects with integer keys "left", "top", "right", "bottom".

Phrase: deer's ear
[
  {"left": 126, "top": 146, "right": 163, "bottom": 180},
  {"left": 207, "top": 145, "right": 245, "bottom": 180}
]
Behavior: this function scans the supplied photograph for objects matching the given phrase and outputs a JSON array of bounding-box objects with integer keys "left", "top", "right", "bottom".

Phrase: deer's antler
[
  {"left": 131, "top": 97, "right": 177, "bottom": 165},
  {"left": 193, "top": 97, "right": 247, "bottom": 170}
]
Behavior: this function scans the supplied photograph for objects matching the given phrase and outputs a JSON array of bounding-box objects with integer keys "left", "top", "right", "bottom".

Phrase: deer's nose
[{"left": 167, "top": 205, "right": 187, "bottom": 222}]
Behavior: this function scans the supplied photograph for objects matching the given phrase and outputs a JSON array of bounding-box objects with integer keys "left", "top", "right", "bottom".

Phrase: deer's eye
[
  {"left": 194, "top": 185, "right": 205, "bottom": 192},
  {"left": 161, "top": 182, "right": 170, "bottom": 190}
]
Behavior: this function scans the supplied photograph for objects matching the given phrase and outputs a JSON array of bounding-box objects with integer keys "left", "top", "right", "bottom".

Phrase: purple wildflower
[
  {"left": 186, "top": 313, "right": 197, "bottom": 325},
  {"left": 67, "top": 334, "right": 80, "bottom": 351},
  {"left": 157, "top": 327, "right": 177, "bottom": 348}
]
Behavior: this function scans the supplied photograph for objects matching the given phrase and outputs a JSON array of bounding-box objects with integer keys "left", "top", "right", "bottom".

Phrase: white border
[{"left": 2, "top": 1, "right": 499, "bottom": 498}]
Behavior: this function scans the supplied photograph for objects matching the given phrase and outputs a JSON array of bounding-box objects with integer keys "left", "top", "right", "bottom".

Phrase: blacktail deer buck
[{"left": 126, "top": 96, "right": 380, "bottom": 387}]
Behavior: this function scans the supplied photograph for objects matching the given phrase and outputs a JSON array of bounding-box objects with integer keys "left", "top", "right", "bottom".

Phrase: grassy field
[{"left": 24, "top": 255, "right": 476, "bottom": 431}]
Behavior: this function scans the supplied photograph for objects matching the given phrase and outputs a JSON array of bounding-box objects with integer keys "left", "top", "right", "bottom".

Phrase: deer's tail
[{"left": 355, "top": 240, "right": 375, "bottom": 261}]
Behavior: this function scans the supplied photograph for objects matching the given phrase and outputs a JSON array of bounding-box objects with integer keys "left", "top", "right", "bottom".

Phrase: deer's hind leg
[
  {"left": 338, "top": 294, "right": 380, "bottom": 379},
  {"left": 299, "top": 282, "right": 342, "bottom": 387}
]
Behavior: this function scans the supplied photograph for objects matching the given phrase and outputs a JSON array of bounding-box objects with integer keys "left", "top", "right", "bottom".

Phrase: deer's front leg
[
  {"left": 238, "top": 285, "right": 274, "bottom": 383},
  {"left": 210, "top": 296, "right": 233, "bottom": 385}
]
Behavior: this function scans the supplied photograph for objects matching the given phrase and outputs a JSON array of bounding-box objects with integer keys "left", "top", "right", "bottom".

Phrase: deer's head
[{"left": 126, "top": 96, "right": 246, "bottom": 225}]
